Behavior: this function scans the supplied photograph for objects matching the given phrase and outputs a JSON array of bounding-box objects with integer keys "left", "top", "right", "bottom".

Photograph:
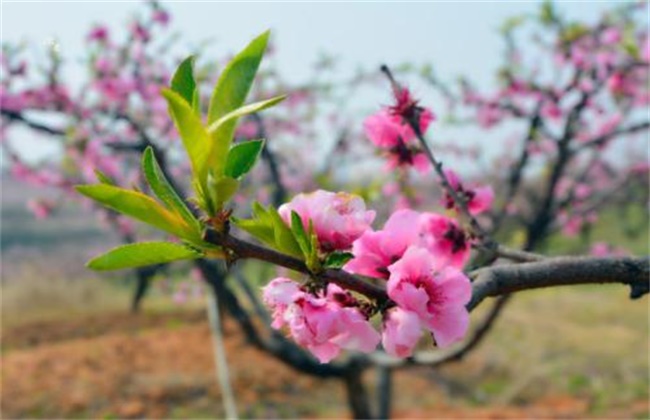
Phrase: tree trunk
[
  {"left": 344, "top": 367, "right": 373, "bottom": 419},
  {"left": 376, "top": 366, "right": 392, "bottom": 419}
]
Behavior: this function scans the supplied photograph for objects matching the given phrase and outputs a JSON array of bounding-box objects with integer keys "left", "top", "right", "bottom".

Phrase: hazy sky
[
  {"left": 3, "top": 1, "right": 617, "bottom": 85},
  {"left": 1, "top": 1, "right": 619, "bottom": 163}
]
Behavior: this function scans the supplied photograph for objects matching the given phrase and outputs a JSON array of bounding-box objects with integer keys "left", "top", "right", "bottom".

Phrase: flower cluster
[
  {"left": 263, "top": 279, "right": 380, "bottom": 363},
  {"left": 363, "top": 89, "right": 435, "bottom": 173},
  {"left": 264, "top": 191, "right": 472, "bottom": 363}
]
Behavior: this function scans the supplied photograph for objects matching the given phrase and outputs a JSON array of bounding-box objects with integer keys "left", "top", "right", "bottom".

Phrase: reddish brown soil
[{"left": 2, "top": 312, "right": 647, "bottom": 419}]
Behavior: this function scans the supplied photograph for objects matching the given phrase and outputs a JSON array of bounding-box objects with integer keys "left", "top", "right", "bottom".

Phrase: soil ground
[{"left": 2, "top": 309, "right": 648, "bottom": 419}]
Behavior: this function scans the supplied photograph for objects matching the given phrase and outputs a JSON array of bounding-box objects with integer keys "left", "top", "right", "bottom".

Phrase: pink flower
[
  {"left": 130, "top": 22, "right": 150, "bottom": 43},
  {"left": 87, "top": 25, "right": 109, "bottom": 43},
  {"left": 363, "top": 89, "right": 435, "bottom": 173},
  {"left": 345, "top": 209, "right": 420, "bottom": 279},
  {"left": 364, "top": 110, "right": 406, "bottom": 148},
  {"left": 596, "top": 113, "right": 623, "bottom": 137},
  {"left": 590, "top": 242, "right": 611, "bottom": 257},
  {"left": 263, "top": 279, "right": 380, "bottom": 363},
  {"left": 443, "top": 169, "right": 494, "bottom": 216},
  {"left": 600, "top": 27, "right": 621, "bottom": 45},
  {"left": 385, "top": 150, "right": 431, "bottom": 174},
  {"left": 558, "top": 212, "right": 582, "bottom": 237},
  {"left": 152, "top": 9, "right": 170, "bottom": 26},
  {"left": 387, "top": 247, "right": 471, "bottom": 347},
  {"left": 382, "top": 307, "right": 422, "bottom": 358},
  {"left": 346, "top": 209, "right": 471, "bottom": 279},
  {"left": 574, "top": 184, "right": 591, "bottom": 201},
  {"left": 541, "top": 101, "right": 562, "bottom": 120},
  {"left": 607, "top": 73, "right": 625, "bottom": 94},
  {"left": 279, "top": 190, "right": 375, "bottom": 252},
  {"left": 173, "top": 283, "right": 189, "bottom": 304},
  {"left": 476, "top": 105, "right": 503, "bottom": 128},
  {"left": 262, "top": 277, "right": 303, "bottom": 329},
  {"left": 27, "top": 199, "right": 54, "bottom": 220},
  {"left": 418, "top": 213, "right": 470, "bottom": 269},
  {"left": 94, "top": 57, "right": 113, "bottom": 74},
  {"left": 578, "top": 79, "right": 594, "bottom": 93},
  {"left": 325, "top": 284, "right": 382, "bottom": 355},
  {"left": 388, "top": 87, "right": 436, "bottom": 136}
]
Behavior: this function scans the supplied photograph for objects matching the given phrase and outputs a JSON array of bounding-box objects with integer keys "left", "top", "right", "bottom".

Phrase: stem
[{"left": 203, "top": 228, "right": 386, "bottom": 300}]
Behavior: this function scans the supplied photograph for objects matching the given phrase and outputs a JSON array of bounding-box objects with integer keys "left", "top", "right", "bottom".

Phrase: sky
[{"left": 1, "top": 0, "right": 621, "bottom": 164}]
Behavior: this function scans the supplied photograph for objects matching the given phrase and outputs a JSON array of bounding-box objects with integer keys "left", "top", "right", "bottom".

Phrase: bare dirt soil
[{"left": 2, "top": 310, "right": 647, "bottom": 419}]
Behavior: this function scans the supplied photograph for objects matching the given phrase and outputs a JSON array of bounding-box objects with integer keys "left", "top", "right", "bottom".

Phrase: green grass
[{"left": 438, "top": 283, "right": 649, "bottom": 409}]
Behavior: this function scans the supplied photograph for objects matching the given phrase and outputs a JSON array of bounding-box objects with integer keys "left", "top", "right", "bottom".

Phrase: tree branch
[
  {"left": 203, "top": 228, "right": 647, "bottom": 314},
  {"left": 576, "top": 121, "right": 650, "bottom": 151},
  {"left": 468, "top": 256, "right": 649, "bottom": 310},
  {"left": 1, "top": 109, "right": 66, "bottom": 136},
  {"left": 203, "top": 228, "right": 387, "bottom": 301}
]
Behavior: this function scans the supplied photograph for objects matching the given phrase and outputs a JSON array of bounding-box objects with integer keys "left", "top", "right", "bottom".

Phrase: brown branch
[
  {"left": 203, "top": 228, "right": 647, "bottom": 311},
  {"left": 491, "top": 106, "right": 542, "bottom": 231},
  {"left": 525, "top": 88, "right": 591, "bottom": 249},
  {"left": 202, "top": 228, "right": 387, "bottom": 301},
  {"left": 468, "top": 256, "right": 649, "bottom": 310},
  {"left": 576, "top": 121, "right": 650, "bottom": 151}
]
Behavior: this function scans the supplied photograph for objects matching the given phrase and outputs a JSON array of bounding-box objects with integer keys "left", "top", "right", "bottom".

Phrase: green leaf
[
  {"left": 206, "top": 97, "right": 284, "bottom": 177},
  {"left": 290, "top": 210, "right": 310, "bottom": 257},
  {"left": 307, "top": 220, "right": 321, "bottom": 271},
  {"left": 87, "top": 242, "right": 202, "bottom": 271},
  {"left": 268, "top": 206, "right": 302, "bottom": 257},
  {"left": 94, "top": 169, "right": 116, "bottom": 186},
  {"left": 623, "top": 42, "right": 640, "bottom": 59},
  {"left": 232, "top": 216, "right": 276, "bottom": 246},
  {"left": 224, "top": 139, "right": 265, "bottom": 179},
  {"left": 206, "top": 31, "right": 271, "bottom": 176},
  {"left": 161, "top": 88, "right": 211, "bottom": 190},
  {"left": 232, "top": 202, "right": 301, "bottom": 258},
  {"left": 171, "top": 55, "right": 199, "bottom": 112},
  {"left": 207, "top": 95, "right": 286, "bottom": 135},
  {"left": 232, "top": 202, "right": 275, "bottom": 245},
  {"left": 142, "top": 147, "right": 201, "bottom": 233},
  {"left": 323, "top": 252, "right": 354, "bottom": 269},
  {"left": 207, "top": 30, "right": 270, "bottom": 124},
  {"left": 76, "top": 184, "right": 192, "bottom": 239},
  {"left": 208, "top": 175, "right": 240, "bottom": 210},
  {"left": 561, "top": 23, "right": 589, "bottom": 43}
]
